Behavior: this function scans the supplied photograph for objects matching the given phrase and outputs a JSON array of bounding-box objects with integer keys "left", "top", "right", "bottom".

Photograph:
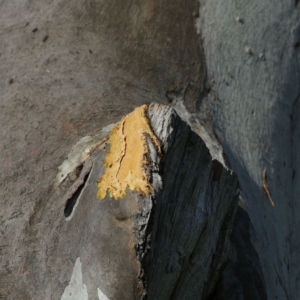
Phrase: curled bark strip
[
  {"left": 60, "top": 158, "right": 93, "bottom": 217},
  {"left": 262, "top": 169, "right": 275, "bottom": 206}
]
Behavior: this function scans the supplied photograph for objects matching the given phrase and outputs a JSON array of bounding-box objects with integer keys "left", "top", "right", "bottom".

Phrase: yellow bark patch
[{"left": 97, "top": 105, "right": 161, "bottom": 199}]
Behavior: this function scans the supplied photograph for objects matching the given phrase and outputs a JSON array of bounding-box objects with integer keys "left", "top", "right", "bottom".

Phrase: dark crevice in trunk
[{"left": 64, "top": 169, "right": 91, "bottom": 218}]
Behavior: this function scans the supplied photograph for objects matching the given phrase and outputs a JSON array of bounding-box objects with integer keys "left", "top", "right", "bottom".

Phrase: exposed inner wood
[{"left": 97, "top": 105, "right": 161, "bottom": 199}]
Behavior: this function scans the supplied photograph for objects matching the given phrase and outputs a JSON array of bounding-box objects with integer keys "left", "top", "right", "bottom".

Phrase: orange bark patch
[{"left": 97, "top": 105, "right": 161, "bottom": 199}]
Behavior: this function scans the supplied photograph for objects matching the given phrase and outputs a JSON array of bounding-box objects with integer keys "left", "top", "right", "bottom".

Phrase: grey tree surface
[
  {"left": 0, "top": 0, "right": 299, "bottom": 299},
  {"left": 196, "top": 1, "right": 300, "bottom": 299}
]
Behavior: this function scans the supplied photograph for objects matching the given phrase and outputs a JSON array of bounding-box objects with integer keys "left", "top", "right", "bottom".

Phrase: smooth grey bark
[
  {"left": 0, "top": 1, "right": 203, "bottom": 298},
  {"left": 195, "top": 1, "right": 300, "bottom": 299}
]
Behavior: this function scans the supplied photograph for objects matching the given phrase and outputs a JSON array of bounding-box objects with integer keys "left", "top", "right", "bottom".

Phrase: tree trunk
[
  {"left": 30, "top": 103, "right": 239, "bottom": 300},
  {"left": 195, "top": 1, "right": 300, "bottom": 299},
  {"left": 0, "top": 0, "right": 299, "bottom": 299}
]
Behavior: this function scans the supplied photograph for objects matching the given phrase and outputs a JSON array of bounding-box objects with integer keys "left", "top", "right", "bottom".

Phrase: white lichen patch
[
  {"left": 54, "top": 123, "right": 116, "bottom": 188},
  {"left": 61, "top": 257, "right": 88, "bottom": 300}
]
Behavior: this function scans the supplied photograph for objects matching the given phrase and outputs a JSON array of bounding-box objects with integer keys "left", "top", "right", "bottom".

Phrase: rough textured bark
[{"left": 145, "top": 104, "right": 240, "bottom": 300}]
